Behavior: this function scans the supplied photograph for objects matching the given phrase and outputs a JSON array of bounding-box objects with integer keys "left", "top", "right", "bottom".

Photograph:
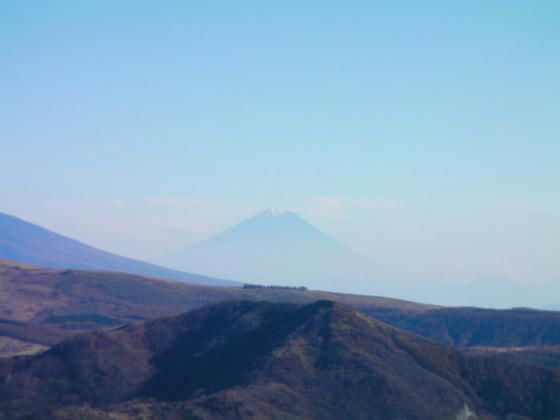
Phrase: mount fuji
[{"left": 156, "top": 209, "right": 370, "bottom": 289}]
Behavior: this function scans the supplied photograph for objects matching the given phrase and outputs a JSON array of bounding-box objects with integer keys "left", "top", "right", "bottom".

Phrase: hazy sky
[{"left": 1, "top": 2, "right": 559, "bottom": 306}]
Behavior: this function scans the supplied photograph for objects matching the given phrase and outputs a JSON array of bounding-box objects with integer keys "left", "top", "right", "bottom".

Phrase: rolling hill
[
  {"left": 3, "top": 259, "right": 560, "bottom": 364},
  {"left": 1, "top": 300, "right": 560, "bottom": 419},
  {"left": 0, "top": 212, "right": 238, "bottom": 286},
  {"left": 0, "top": 258, "right": 429, "bottom": 356}
]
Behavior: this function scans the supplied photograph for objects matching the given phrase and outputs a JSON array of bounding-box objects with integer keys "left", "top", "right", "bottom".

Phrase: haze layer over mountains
[
  {"left": 157, "top": 209, "right": 369, "bottom": 291},
  {"left": 0, "top": 212, "right": 237, "bottom": 286},
  {"left": 155, "top": 209, "right": 559, "bottom": 308},
  {"left": 2, "top": 209, "right": 559, "bottom": 308}
]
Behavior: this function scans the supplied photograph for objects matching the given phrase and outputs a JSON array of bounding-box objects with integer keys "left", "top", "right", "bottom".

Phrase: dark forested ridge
[
  {"left": 2, "top": 300, "right": 560, "bottom": 419},
  {"left": 363, "top": 306, "right": 560, "bottom": 347}
]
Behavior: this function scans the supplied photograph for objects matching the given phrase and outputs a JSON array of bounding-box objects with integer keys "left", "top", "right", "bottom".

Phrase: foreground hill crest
[{"left": 1, "top": 300, "right": 560, "bottom": 419}]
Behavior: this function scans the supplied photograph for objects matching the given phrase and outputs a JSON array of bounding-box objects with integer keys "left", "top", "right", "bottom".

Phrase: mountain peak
[
  {"left": 261, "top": 208, "right": 296, "bottom": 217},
  {"left": 157, "top": 209, "right": 362, "bottom": 288}
]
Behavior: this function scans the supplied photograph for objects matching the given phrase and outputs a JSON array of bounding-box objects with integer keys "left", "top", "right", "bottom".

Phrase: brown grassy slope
[
  {"left": 0, "top": 336, "right": 48, "bottom": 357},
  {"left": 1, "top": 301, "right": 560, "bottom": 420},
  {"left": 4, "top": 259, "right": 560, "bottom": 354},
  {"left": 0, "top": 319, "right": 70, "bottom": 346},
  {"left": 0, "top": 259, "right": 429, "bottom": 327},
  {"left": 0, "top": 259, "right": 431, "bottom": 357}
]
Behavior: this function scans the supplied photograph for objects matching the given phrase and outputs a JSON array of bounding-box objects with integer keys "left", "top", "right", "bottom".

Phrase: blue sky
[{"left": 1, "top": 1, "right": 559, "bottom": 306}]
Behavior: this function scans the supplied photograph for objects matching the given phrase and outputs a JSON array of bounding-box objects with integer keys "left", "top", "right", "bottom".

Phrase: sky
[{"left": 1, "top": 1, "right": 559, "bottom": 307}]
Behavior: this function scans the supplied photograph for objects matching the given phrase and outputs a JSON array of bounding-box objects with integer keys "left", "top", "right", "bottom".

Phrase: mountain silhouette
[
  {"left": 157, "top": 209, "right": 368, "bottom": 289},
  {"left": 0, "top": 212, "right": 238, "bottom": 286}
]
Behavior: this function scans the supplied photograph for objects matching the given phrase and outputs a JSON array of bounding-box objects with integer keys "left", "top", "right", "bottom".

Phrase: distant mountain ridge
[
  {"left": 0, "top": 212, "right": 238, "bottom": 286},
  {"left": 157, "top": 209, "right": 367, "bottom": 288}
]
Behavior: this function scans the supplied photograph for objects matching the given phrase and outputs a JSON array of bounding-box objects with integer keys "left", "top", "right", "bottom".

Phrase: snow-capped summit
[{"left": 263, "top": 208, "right": 294, "bottom": 217}]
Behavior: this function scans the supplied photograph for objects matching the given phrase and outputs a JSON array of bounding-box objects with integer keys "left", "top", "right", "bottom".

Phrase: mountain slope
[
  {"left": 0, "top": 259, "right": 431, "bottom": 356},
  {"left": 363, "top": 305, "right": 560, "bottom": 347},
  {"left": 0, "top": 212, "right": 238, "bottom": 286},
  {"left": 1, "top": 301, "right": 560, "bottom": 419},
  {"left": 5, "top": 259, "right": 560, "bottom": 363},
  {"left": 0, "top": 259, "right": 429, "bottom": 326},
  {"left": 157, "top": 209, "right": 367, "bottom": 288}
]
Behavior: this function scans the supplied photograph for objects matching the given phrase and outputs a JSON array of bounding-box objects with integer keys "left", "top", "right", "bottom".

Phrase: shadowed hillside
[
  {"left": 364, "top": 306, "right": 560, "bottom": 347},
  {"left": 1, "top": 301, "right": 560, "bottom": 420},
  {"left": 0, "top": 212, "right": 238, "bottom": 286},
  {"left": 463, "top": 345, "right": 560, "bottom": 370}
]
